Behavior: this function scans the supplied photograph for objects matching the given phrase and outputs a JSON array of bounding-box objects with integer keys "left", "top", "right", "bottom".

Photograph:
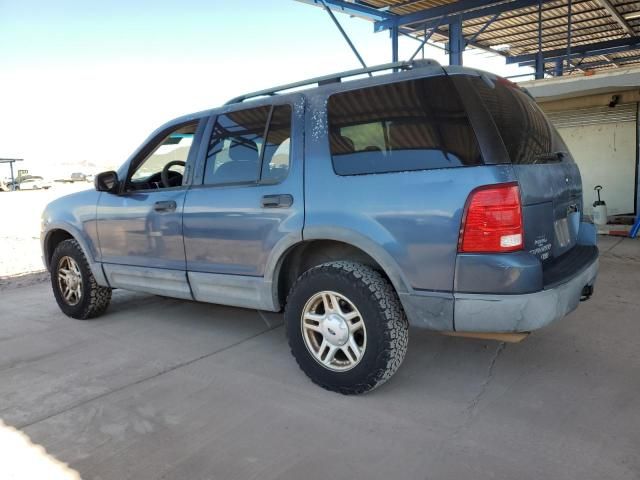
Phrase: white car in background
[{"left": 17, "top": 177, "right": 52, "bottom": 190}]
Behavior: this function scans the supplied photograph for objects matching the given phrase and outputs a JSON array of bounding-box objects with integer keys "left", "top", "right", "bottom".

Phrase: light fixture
[{"left": 623, "top": 11, "right": 640, "bottom": 20}]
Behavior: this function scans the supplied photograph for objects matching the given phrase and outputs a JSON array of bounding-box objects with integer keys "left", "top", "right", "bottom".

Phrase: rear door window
[
  {"left": 327, "top": 76, "right": 483, "bottom": 176},
  {"left": 468, "top": 77, "right": 569, "bottom": 164},
  {"left": 261, "top": 105, "right": 292, "bottom": 184},
  {"left": 204, "top": 105, "right": 291, "bottom": 185}
]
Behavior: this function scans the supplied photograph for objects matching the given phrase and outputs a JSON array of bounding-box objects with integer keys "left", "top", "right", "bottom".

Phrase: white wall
[{"left": 557, "top": 119, "right": 637, "bottom": 216}]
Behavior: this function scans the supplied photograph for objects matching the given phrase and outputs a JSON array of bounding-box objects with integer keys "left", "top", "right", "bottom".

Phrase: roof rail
[{"left": 225, "top": 59, "right": 440, "bottom": 105}]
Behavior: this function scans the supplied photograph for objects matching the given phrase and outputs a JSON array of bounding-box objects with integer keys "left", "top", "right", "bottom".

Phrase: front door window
[{"left": 129, "top": 123, "right": 198, "bottom": 190}]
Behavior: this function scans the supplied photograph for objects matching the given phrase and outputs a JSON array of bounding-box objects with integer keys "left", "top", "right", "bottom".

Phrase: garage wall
[{"left": 547, "top": 103, "right": 638, "bottom": 216}]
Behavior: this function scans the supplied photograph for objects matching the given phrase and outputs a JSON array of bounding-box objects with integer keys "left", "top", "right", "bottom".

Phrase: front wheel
[
  {"left": 285, "top": 261, "right": 409, "bottom": 395},
  {"left": 50, "top": 239, "right": 112, "bottom": 319}
]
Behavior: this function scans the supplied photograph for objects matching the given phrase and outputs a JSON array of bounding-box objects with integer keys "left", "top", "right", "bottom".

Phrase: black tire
[
  {"left": 50, "top": 239, "right": 112, "bottom": 319},
  {"left": 285, "top": 261, "right": 409, "bottom": 395}
]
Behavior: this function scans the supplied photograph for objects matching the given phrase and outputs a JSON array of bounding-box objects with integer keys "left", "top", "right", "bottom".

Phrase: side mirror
[{"left": 94, "top": 171, "right": 119, "bottom": 193}]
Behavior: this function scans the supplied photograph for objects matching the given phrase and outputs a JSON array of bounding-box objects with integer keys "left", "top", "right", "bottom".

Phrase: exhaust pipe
[{"left": 580, "top": 284, "right": 594, "bottom": 302}]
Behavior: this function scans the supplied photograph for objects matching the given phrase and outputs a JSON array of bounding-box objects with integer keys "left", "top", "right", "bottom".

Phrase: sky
[{"left": 0, "top": 0, "right": 532, "bottom": 178}]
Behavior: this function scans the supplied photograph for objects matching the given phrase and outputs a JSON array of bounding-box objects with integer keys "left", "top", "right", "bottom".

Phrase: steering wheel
[{"left": 161, "top": 160, "right": 186, "bottom": 188}]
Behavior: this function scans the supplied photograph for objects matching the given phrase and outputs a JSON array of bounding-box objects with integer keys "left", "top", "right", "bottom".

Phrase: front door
[
  {"left": 182, "top": 99, "right": 304, "bottom": 308},
  {"left": 97, "top": 120, "right": 204, "bottom": 298}
]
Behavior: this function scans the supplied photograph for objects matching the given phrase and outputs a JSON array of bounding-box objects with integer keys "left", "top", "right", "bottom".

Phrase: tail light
[{"left": 458, "top": 183, "right": 523, "bottom": 253}]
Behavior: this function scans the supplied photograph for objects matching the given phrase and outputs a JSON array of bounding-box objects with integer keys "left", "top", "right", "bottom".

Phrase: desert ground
[{"left": 0, "top": 183, "right": 90, "bottom": 279}]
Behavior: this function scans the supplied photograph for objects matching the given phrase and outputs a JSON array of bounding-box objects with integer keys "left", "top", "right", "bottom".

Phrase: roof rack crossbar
[{"left": 224, "top": 59, "right": 438, "bottom": 105}]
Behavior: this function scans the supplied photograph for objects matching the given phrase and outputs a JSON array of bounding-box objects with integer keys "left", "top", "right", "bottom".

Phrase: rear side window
[
  {"left": 469, "top": 77, "right": 569, "bottom": 164},
  {"left": 261, "top": 105, "right": 292, "bottom": 184},
  {"left": 327, "top": 76, "right": 483, "bottom": 176},
  {"left": 204, "top": 105, "right": 291, "bottom": 185}
]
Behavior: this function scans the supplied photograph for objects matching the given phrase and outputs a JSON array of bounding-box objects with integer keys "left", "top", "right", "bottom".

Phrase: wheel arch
[
  {"left": 44, "top": 229, "right": 74, "bottom": 269},
  {"left": 43, "top": 225, "right": 109, "bottom": 287},
  {"left": 271, "top": 233, "right": 411, "bottom": 310}
]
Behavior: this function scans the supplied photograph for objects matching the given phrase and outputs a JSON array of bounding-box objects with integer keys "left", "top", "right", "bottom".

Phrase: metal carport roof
[{"left": 298, "top": 0, "right": 640, "bottom": 77}]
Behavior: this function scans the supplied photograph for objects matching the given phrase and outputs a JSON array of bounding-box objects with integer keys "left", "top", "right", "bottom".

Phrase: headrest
[
  {"left": 229, "top": 138, "right": 259, "bottom": 162},
  {"left": 330, "top": 132, "right": 355, "bottom": 154}
]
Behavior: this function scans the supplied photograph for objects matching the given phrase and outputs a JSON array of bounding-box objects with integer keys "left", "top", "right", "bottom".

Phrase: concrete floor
[{"left": 1, "top": 236, "right": 639, "bottom": 480}]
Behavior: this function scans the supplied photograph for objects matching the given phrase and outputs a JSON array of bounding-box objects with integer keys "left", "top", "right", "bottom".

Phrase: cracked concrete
[
  {"left": 0, "top": 237, "right": 638, "bottom": 480},
  {"left": 466, "top": 342, "right": 506, "bottom": 417}
]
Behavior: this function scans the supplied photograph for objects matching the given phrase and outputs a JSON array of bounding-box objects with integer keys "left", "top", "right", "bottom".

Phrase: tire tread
[
  {"left": 51, "top": 239, "right": 111, "bottom": 319},
  {"left": 286, "top": 261, "right": 408, "bottom": 394}
]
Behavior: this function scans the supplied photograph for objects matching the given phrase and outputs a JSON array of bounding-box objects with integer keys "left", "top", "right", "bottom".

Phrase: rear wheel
[
  {"left": 50, "top": 239, "right": 112, "bottom": 319},
  {"left": 285, "top": 261, "right": 408, "bottom": 394}
]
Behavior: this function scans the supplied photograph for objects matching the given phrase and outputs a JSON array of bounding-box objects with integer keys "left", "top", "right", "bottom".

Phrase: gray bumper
[{"left": 453, "top": 257, "right": 599, "bottom": 333}]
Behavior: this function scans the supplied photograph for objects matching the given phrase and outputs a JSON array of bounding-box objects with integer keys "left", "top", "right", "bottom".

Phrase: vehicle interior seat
[{"left": 214, "top": 138, "right": 260, "bottom": 183}]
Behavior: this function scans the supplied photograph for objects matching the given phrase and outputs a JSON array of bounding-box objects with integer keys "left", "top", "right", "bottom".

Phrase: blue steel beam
[
  {"left": 297, "top": 0, "right": 392, "bottom": 22},
  {"left": 558, "top": 52, "right": 640, "bottom": 70},
  {"left": 465, "top": 12, "right": 501, "bottom": 45},
  {"left": 408, "top": 16, "right": 445, "bottom": 61},
  {"left": 374, "top": 0, "right": 555, "bottom": 32},
  {"left": 318, "top": 0, "right": 371, "bottom": 73},
  {"left": 506, "top": 36, "right": 640, "bottom": 65},
  {"left": 298, "top": 0, "right": 518, "bottom": 62}
]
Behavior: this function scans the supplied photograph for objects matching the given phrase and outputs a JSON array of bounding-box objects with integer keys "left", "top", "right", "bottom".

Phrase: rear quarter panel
[{"left": 303, "top": 93, "right": 516, "bottom": 294}]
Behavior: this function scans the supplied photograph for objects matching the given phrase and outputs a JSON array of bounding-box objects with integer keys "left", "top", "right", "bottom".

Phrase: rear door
[
  {"left": 468, "top": 76, "right": 582, "bottom": 262},
  {"left": 182, "top": 97, "right": 304, "bottom": 307}
]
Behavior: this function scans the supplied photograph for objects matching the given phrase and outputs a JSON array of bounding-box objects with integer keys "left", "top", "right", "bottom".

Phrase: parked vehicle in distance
[
  {"left": 55, "top": 172, "right": 89, "bottom": 183},
  {"left": 16, "top": 176, "right": 52, "bottom": 190},
  {"left": 41, "top": 60, "right": 598, "bottom": 394}
]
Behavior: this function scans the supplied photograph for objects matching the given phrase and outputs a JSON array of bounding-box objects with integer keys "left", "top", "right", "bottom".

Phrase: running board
[{"left": 440, "top": 331, "right": 529, "bottom": 343}]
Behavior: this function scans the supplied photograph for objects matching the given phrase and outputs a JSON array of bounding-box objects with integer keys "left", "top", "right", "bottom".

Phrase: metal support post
[
  {"left": 535, "top": 0, "right": 544, "bottom": 79},
  {"left": 554, "top": 58, "right": 564, "bottom": 76},
  {"left": 566, "top": 0, "right": 572, "bottom": 72},
  {"left": 9, "top": 162, "right": 15, "bottom": 191},
  {"left": 391, "top": 26, "right": 399, "bottom": 63},
  {"left": 448, "top": 17, "right": 464, "bottom": 66}
]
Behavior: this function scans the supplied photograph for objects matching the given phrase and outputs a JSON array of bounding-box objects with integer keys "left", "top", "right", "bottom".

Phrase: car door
[
  {"left": 182, "top": 97, "right": 304, "bottom": 309},
  {"left": 96, "top": 118, "right": 206, "bottom": 299}
]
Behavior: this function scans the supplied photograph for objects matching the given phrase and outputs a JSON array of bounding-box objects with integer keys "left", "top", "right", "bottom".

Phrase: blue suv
[{"left": 41, "top": 61, "right": 598, "bottom": 394}]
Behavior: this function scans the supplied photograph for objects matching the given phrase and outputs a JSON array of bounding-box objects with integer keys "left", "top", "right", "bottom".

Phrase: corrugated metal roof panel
[{"left": 313, "top": 0, "right": 640, "bottom": 73}]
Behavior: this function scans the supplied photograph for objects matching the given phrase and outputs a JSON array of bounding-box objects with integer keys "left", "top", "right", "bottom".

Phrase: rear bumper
[{"left": 453, "top": 256, "right": 598, "bottom": 333}]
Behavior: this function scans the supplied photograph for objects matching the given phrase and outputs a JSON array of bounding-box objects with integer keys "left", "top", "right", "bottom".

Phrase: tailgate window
[{"left": 470, "top": 77, "right": 569, "bottom": 164}]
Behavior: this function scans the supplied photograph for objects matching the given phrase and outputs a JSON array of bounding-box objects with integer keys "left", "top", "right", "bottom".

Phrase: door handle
[
  {"left": 154, "top": 200, "right": 177, "bottom": 212},
  {"left": 261, "top": 194, "right": 293, "bottom": 208}
]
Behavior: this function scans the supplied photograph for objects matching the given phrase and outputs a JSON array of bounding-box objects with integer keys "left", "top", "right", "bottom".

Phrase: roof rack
[{"left": 225, "top": 59, "right": 439, "bottom": 105}]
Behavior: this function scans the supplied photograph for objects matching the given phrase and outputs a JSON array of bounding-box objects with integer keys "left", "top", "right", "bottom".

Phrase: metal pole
[
  {"left": 566, "top": 0, "right": 572, "bottom": 73},
  {"left": 636, "top": 103, "right": 640, "bottom": 217},
  {"left": 554, "top": 58, "right": 564, "bottom": 76},
  {"left": 319, "top": 0, "right": 371, "bottom": 75},
  {"left": 535, "top": 0, "right": 544, "bottom": 79},
  {"left": 391, "top": 26, "right": 399, "bottom": 63},
  {"left": 9, "top": 161, "right": 15, "bottom": 191},
  {"left": 448, "top": 17, "right": 464, "bottom": 66}
]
